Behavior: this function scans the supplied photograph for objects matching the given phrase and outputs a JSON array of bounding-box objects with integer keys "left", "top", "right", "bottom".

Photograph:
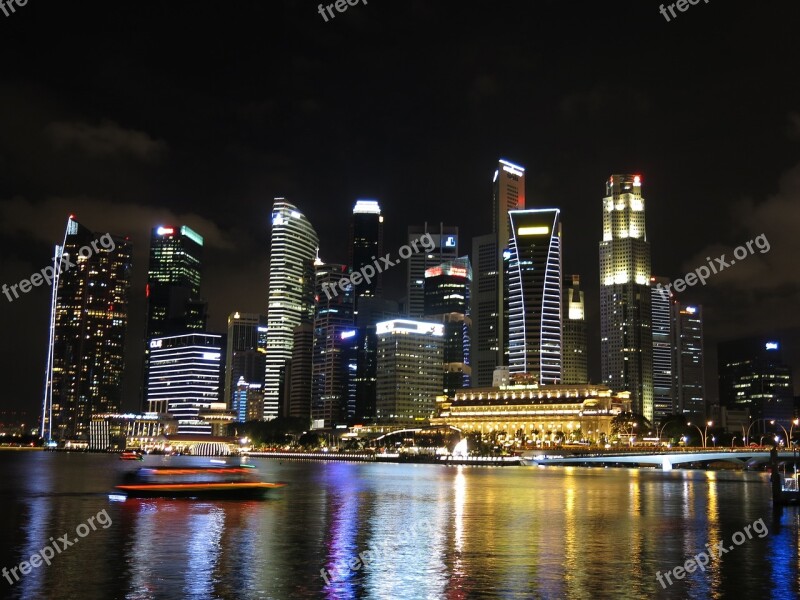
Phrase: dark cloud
[{"left": 46, "top": 120, "right": 167, "bottom": 162}]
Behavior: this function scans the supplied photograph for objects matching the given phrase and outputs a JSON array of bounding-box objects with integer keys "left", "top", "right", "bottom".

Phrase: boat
[
  {"left": 778, "top": 468, "right": 800, "bottom": 505},
  {"left": 113, "top": 464, "right": 286, "bottom": 499},
  {"left": 120, "top": 451, "right": 144, "bottom": 461}
]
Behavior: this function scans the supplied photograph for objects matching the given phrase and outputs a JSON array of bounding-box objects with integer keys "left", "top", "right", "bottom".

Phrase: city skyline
[{"left": 2, "top": 2, "right": 800, "bottom": 417}]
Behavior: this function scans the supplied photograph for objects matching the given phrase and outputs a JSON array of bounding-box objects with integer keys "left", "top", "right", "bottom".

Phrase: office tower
[
  {"left": 232, "top": 376, "right": 264, "bottom": 423},
  {"left": 719, "top": 337, "right": 793, "bottom": 422},
  {"left": 651, "top": 276, "right": 674, "bottom": 421},
  {"left": 493, "top": 160, "right": 526, "bottom": 368},
  {"left": 312, "top": 262, "right": 354, "bottom": 427},
  {"left": 349, "top": 200, "right": 383, "bottom": 308},
  {"left": 345, "top": 297, "right": 402, "bottom": 422},
  {"left": 264, "top": 199, "right": 319, "bottom": 420},
  {"left": 599, "top": 174, "right": 654, "bottom": 421},
  {"left": 224, "top": 312, "right": 267, "bottom": 411},
  {"left": 471, "top": 233, "right": 498, "bottom": 387},
  {"left": 471, "top": 159, "right": 526, "bottom": 387},
  {"left": 672, "top": 303, "right": 706, "bottom": 416},
  {"left": 145, "top": 225, "right": 207, "bottom": 338},
  {"left": 146, "top": 333, "right": 224, "bottom": 434},
  {"left": 406, "top": 223, "right": 459, "bottom": 317},
  {"left": 288, "top": 323, "right": 314, "bottom": 422},
  {"left": 43, "top": 217, "right": 132, "bottom": 441},
  {"left": 562, "top": 274, "right": 588, "bottom": 385},
  {"left": 507, "top": 209, "right": 562, "bottom": 383},
  {"left": 424, "top": 257, "right": 472, "bottom": 396},
  {"left": 375, "top": 319, "right": 444, "bottom": 423},
  {"left": 143, "top": 225, "right": 206, "bottom": 409}
]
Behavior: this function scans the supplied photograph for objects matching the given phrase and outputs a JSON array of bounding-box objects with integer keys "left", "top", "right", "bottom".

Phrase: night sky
[{"left": 1, "top": 1, "right": 799, "bottom": 418}]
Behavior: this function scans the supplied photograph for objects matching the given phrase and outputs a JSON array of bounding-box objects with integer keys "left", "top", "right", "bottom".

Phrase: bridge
[{"left": 525, "top": 449, "right": 799, "bottom": 471}]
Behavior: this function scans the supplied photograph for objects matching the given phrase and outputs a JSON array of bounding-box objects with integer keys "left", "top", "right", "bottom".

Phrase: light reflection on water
[{"left": 0, "top": 453, "right": 797, "bottom": 599}]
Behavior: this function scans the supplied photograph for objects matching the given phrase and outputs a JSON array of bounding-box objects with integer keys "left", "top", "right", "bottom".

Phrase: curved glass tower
[
  {"left": 507, "top": 209, "right": 562, "bottom": 384},
  {"left": 264, "top": 199, "right": 319, "bottom": 420}
]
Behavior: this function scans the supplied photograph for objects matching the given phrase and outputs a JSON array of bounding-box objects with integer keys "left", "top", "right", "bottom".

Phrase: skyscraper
[
  {"left": 146, "top": 333, "right": 224, "bottom": 434},
  {"left": 264, "top": 199, "right": 319, "bottom": 420},
  {"left": 562, "top": 274, "right": 588, "bottom": 385},
  {"left": 143, "top": 225, "right": 206, "bottom": 408},
  {"left": 718, "top": 337, "right": 793, "bottom": 422},
  {"left": 312, "top": 262, "right": 354, "bottom": 427},
  {"left": 672, "top": 303, "right": 705, "bottom": 416},
  {"left": 471, "top": 233, "right": 498, "bottom": 387},
  {"left": 471, "top": 159, "right": 526, "bottom": 387},
  {"left": 145, "top": 225, "right": 206, "bottom": 338},
  {"left": 507, "top": 209, "right": 562, "bottom": 383},
  {"left": 651, "top": 276, "right": 674, "bottom": 421},
  {"left": 375, "top": 319, "right": 444, "bottom": 423},
  {"left": 224, "top": 312, "right": 267, "bottom": 412},
  {"left": 599, "top": 174, "right": 654, "bottom": 421},
  {"left": 406, "top": 223, "right": 458, "bottom": 317},
  {"left": 288, "top": 323, "right": 314, "bottom": 422},
  {"left": 349, "top": 200, "right": 383, "bottom": 308},
  {"left": 424, "top": 257, "right": 472, "bottom": 396},
  {"left": 44, "top": 217, "right": 132, "bottom": 441},
  {"left": 493, "top": 159, "right": 526, "bottom": 371}
]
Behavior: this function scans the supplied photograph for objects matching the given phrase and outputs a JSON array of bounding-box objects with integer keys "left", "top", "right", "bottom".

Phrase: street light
[
  {"left": 731, "top": 436, "right": 738, "bottom": 449},
  {"left": 687, "top": 421, "right": 712, "bottom": 448}
]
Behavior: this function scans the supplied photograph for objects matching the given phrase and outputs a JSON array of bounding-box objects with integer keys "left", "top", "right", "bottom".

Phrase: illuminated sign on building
[
  {"left": 156, "top": 226, "right": 175, "bottom": 236},
  {"left": 766, "top": 342, "right": 779, "bottom": 351},
  {"left": 149, "top": 339, "right": 163, "bottom": 349},
  {"left": 375, "top": 319, "right": 444, "bottom": 337},
  {"left": 444, "top": 235, "right": 457, "bottom": 248}
]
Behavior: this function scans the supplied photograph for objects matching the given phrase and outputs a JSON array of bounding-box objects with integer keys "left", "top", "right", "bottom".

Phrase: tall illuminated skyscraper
[
  {"left": 264, "top": 199, "right": 319, "bottom": 420},
  {"left": 349, "top": 200, "right": 383, "bottom": 309},
  {"left": 651, "top": 276, "right": 674, "bottom": 421},
  {"left": 472, "top": 159, "right": 526, "bottom": 386},
  {"left": 143, "top": 225, "right": 206, "bottom": 409},
  {"left": 224, "top": 312, "right": 267, "bottom": 411},
  {"left": 406, "top": 223, "right": 458, "bottom": 317},
  {"left": 673, "top": 303, "right": 705, "bottom": 416},
  {"left": 507, "top": 209, "right": 562, "bottom": 383},
  {"left": 599, "top": 174, "right": 653, "bottom": 421},
  {"left": 562, "top": 274, "right": 587, "bottom": 385},
  {"left": 312, "top": 261, "right": 354, "bottom": 427},
  {"left": 423, "top": 257, "right": 472, "bottom": 395},
  {"left": 43, "top": 217, "right": 132, "bottom": 441},
  {"left": 145, "top": 225, "right": 206, "bottom": 338}
]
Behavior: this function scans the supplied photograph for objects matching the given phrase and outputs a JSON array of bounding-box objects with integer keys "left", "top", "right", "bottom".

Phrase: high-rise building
[
  {"left": 43, "top": 217, "right": 132, "bottom": 441},
  {"left": 599, "top": 174, "right": 654, "bottom": 421},
  {"left": 288, "top": 323, "right": 314, "bottom": 422},
  {"left": 651, "top": 276, "right": 674, "bottom": 421},
  {"left": 424, "top": 257, "right": 472, "bottom": 396},
  {"left": 143, "top": 225, "right": 206, "bottom": 409},
  {"left": 507, "top": 209, "right": 562, "bottom": 384},
  {"left": 719, "top": 337, "right": 793, "bottom": 422},
  {"left": 493, "top": 160, "right": 526, "bottom": 371},
  {"left": 673, "top": 303, "right": 706, "bottom": 416},
  {"left": 471, "top": 159, "right": 526, "bottom": 388},
  {"left": 345, "top": 297, "right": 403, "bottom": 422},
  {"left": 264, "top": 199, "right": 319, "bottom": 420},
  {"left": 146, "top": 333, "right": 224, "bottom": 434},
  {"left": 145, "top": 225, "right": 206, "bottom": 338},
  {"left": 562, "top": 274, "right": 588, "bottom": 385},
  {"left": 406, "top": 223, "right": 459, "bottom": 317},
  {"left": 375, "top": 319, "right": 444, "bottom": 424},
  {"left": 224, "top": 312, "right": 267, "bottom": 413},
  {"left": 312, "top": 262, "right": 354, "bottom": 427},
  {"left": 349, "top": 200, "right": 383, "bottom": 308},
  {"left": 232, "top": 377, "right": 264, "bottom": 423},
  {"left": 471, "top": 233, "right": 498, "bottom": 387}
]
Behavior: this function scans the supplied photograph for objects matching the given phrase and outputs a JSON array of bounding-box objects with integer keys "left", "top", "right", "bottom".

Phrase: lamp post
[
  {"left": 687, "top": 421, "right": 712, "bottom": 448},
  {"left": 745, "top": 418, "right": 773, "bottom": 447},
  {"left": 771, "top": 420, "right": 790, "bottom": 447},
  {"left": 731, "top": 436, "right": 738, "bottom": 449}
]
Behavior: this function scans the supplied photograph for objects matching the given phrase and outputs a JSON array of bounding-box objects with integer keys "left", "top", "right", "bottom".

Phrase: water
[{"left": 0, "top": 452, "right": 797, "bottom": 599}]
